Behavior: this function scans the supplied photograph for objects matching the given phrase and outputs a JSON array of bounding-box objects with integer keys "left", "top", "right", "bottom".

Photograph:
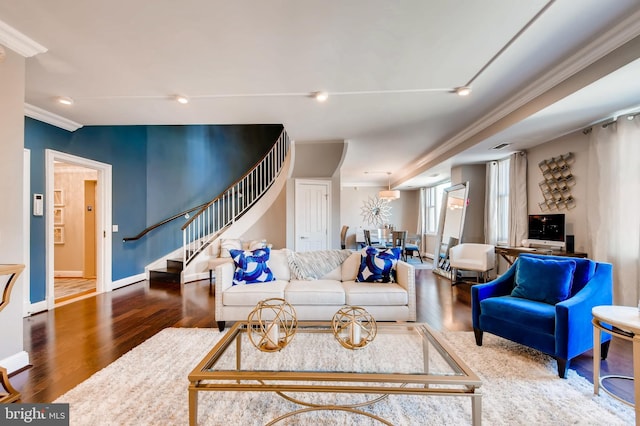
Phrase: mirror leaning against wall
[{"left": 433, "top": 182, "right": 469, "bottom": 279}]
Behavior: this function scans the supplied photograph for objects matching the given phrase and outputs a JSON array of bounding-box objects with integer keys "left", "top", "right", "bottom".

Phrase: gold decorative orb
[
  {"left": 247, "top": 298, "right": 297, "bottom": 352},
  {"left": 331, "top": 306, "right": 377, "bottom": 350}
]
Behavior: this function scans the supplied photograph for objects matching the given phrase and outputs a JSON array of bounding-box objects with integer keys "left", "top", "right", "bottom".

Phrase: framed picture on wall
[
  {"left": 54, "top": 226, "right": 65, "bottom": 244},
  {"left": 54, "top": 189, "right": 64, "bottom": 206},
  {"left": 53, "top": 207, "right": 64, "bottom": 225}
]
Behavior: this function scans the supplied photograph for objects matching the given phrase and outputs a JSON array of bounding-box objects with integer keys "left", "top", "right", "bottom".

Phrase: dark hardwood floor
[{"left": 10, "top": 267, "right": 635, "bottom": 405}]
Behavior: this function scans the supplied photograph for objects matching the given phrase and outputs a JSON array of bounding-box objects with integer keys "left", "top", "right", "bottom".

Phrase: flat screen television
[{"left": 526, "top": 214, "right": 565, "bottom": 249}]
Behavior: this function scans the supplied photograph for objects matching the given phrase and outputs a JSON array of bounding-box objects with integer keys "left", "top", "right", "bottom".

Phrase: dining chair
[
  {"left": 391, "top": 231, "right": 407, "bottom": 261},
  {"left": 405, "top": 234, "right": 423, "bottom": 263},
  {"left": 340, "top": 225, "right": 349, "bottom": 249},
  {"left": 437, "top": 237, "right": 459, "bottom": 271},
  {"left": 363, "top": 230, "right": 386, "bottom": 249}
]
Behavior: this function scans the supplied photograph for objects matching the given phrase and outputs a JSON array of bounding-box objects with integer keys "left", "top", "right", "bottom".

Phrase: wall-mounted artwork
[
  {"left": 53, "top": 189, "right": 64, "bottom": 206},
  {"left": 53, "top": 207, "right": 64, "bottom": 225},
  {"left": 537, "top": 152, "right": 576, "bottom": 211},
  {"left": 360, "top": 196, "right": 391, "bottom": 226},
  {"left": 54, "top": 226, "right": 65, "bottom": 244}
]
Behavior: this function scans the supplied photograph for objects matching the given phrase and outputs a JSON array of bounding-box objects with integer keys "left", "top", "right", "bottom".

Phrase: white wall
[
  {"left": 526, "top": 130, "right": 589, "bottom": 254},
  {"left": 0, "top": 47, "right": 27, "bottom": 372},
  {"left": 243, "top": 185, "right": 287, "bottom": 249},
  {"left": 340, "top": 186, "right": 419, "bottom": 249},
  {"left": 286, "top": 141, "right": 345, "bottom": 250}
]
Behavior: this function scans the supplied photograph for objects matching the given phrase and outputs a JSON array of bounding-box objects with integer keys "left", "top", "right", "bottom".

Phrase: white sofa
[{"left": 215, "top": 249, "right": 416, "bottom": 331}]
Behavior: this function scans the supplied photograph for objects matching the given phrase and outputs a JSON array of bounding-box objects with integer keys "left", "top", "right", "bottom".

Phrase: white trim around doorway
[
  {"left": 44, "top": 150, "right": 112, "bottom": 311},
  {"left": 23, "top": 149, "right": 31, "bottom": 317}
]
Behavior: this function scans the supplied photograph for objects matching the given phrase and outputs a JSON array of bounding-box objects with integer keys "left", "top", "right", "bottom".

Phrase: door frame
[
  {"left": 45, "top": 150, "right": 112, "bottom": 310},
  {"left": 23, "top": 149, "right": 31, "bottom": 317}
]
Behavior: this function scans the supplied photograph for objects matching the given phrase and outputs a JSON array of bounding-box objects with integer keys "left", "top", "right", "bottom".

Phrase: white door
[{"left": 295, "top": 179, "right": 331, "bottom": 252}]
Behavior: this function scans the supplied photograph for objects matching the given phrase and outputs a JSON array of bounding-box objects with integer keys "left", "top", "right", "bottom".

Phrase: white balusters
[{"left": 182, "top": 131, "right": 289, "bottom": 264}]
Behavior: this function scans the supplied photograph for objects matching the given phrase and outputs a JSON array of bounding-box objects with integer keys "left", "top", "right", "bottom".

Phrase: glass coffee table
[{"left": 188, "top": 321, "right": 482, "bottom": 425}]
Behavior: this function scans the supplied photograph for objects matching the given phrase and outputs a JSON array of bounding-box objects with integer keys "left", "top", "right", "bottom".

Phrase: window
[
  {"left": 486, "top": 158, "right": 510, "bottom": 245},
  {"left": 421, "top": 181, "right": 450, "bottom": 234},
  {"left": 496, "top": 159, "right": 510, "bottom": 243}
]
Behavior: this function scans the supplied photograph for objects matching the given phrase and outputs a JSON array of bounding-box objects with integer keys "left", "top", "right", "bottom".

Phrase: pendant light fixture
[{"left": 378, "top": 172, "right": 400, "bottom": 201}]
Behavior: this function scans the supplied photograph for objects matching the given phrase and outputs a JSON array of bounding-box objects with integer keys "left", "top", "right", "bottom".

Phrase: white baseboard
[
  {"left": 28, "top": 300, "right": 48, "bottom": 315},
  {"left": 25, "top": 274, "right": 145, "bottom": 315},
  {"left": 0, "top": 351, "right": 30, "bottom": 374},
  {"left": 183, "top": 271, "right": 211, "bottom": 284},
  {"left": 54, "top": 270, "right": 83, "bottom": 277},
  {"left": 112, "top": 273, "right": 146, "bottom": 290}
]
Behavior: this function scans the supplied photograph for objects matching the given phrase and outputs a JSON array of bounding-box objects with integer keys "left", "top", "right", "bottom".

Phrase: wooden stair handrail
[
  {"left": 181, "top": 134, "right": 283, "bottom": 230},
  {"left": 122, "top": 129, "right": 286, "bottom": 242},
  {"left": 122, "top": 203, "right": 207, "bottom": 242}
]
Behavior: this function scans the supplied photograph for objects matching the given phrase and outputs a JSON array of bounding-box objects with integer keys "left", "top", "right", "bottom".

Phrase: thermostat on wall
[{"left": 33, "top": 194, "right": 43, "bottom": 216}]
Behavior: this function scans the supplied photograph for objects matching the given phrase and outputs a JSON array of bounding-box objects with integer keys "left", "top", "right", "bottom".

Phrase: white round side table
[{"left": 592, "top": 305, "right": 640, "bottom": 424}]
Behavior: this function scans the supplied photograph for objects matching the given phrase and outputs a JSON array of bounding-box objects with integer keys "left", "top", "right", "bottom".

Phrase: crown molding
[
  {"left": 0, "top": 19, "right": 47, "bottom": 57},
  {"left": 396, "top": 7, "right": 640, "bottom": 186},
  {"left": 24, "top": 103, "right": 83, "bottom": 132}
]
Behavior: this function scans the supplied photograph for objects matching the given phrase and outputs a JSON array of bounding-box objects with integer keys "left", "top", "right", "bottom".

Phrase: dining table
[{"left": 355, "top": 228, "right": 394, "bottom": 248}]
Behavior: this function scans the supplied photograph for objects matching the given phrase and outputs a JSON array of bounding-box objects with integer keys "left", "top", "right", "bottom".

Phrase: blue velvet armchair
[{"left": 471, "top": 253, "right": 613, "bottom": 378}]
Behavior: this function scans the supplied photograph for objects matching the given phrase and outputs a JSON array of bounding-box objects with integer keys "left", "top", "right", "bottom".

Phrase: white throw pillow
[
  {"left": 220, "top": 238, "right": 242, "bottom": 258},
  {"left": 247, "top": 239, "right": 268, "bottom": 251}
]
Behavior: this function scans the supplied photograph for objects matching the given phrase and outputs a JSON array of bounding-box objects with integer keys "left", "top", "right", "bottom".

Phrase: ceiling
[{"left": 1, "top": 1, "right": 640, "bottom": 189}]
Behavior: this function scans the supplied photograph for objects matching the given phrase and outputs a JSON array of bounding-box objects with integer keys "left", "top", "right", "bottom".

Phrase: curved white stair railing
[{"left": 181, "top": 130, "right": 290, "bottom": 266}]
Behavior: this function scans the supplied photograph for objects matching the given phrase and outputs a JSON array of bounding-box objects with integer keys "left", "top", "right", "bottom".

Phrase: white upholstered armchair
[{"left": 448, "top": 243, "right": 496, "bottom": 285}]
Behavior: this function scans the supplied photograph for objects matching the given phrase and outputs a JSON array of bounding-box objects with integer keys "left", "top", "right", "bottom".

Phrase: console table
[
  {"left": 0, "top": 264, "right": 25, "bottom": 313},
  {"left": 0, "top": 264, "right": 25, "bottom": 404},
  {"left": 495, "top": 246, "right": 588, "bottom": 265},
  {"left": 0, "top": 367, "right": 20, "bottom": 403}
]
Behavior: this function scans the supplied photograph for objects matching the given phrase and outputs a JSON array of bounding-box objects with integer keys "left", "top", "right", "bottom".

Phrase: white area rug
[{"left": 54, "top": 328, "right": 633, "bottom": 425}]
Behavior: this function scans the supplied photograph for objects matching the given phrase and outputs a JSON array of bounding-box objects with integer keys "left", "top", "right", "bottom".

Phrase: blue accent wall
[{"left": 24, "top": 118, "right": 282, "bottom": 303}]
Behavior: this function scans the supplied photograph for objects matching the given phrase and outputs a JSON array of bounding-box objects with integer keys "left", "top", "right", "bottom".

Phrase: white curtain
[
  {"left": 418, "top": 187, "right": 426, "bottom": 254},
  {"left": 587, "top": 115, "right": 640, "bottom": 306},
  {"left": 417, "top": 187, "right": 426, "bottom": 235},
  {"left": 508, "top": 152, "right": 528, "bottom": 247},
  {"left": 484, "top": 161, "right": 499, "bottom": 245}
]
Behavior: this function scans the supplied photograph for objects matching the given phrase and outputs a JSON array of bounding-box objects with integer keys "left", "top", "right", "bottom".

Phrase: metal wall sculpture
[{"left": 538, "top": 152, "right": 576, "bottom": 211}]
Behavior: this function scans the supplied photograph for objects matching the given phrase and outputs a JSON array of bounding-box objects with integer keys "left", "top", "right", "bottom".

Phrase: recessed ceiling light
[
  {"left": 454, "top": 86, "right": 472, "bottom": 97},
  {"left": 56, "top": 96, "right": 74, "bottom": 106},
  {"left": 175, "top": 95, "right": 189, "bottom": 104},
  {"left": 311, "top": 91, "right": 329, "bottom": 102}
]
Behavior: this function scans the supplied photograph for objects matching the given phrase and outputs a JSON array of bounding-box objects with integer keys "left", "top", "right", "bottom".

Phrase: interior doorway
[
  {"left": 52, "top": 164, "right": 97, "bottom": 303},
  {"left": 45, "top": 150, "right": 112, "bottom": 310}
]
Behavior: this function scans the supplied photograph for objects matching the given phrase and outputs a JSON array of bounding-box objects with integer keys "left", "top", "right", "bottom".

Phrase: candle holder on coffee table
[
  {"left": 247, "top": 298, "right": 298, "bottom": 352},
  {"left": 331, "top": 306, "right": 377, "bottom": 350}
]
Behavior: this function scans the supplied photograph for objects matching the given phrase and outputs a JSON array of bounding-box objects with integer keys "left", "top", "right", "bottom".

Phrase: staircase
[
  {"left": 149, "top": 258, "right": 183, "bottom": 284},
  {"left": 147, "top": 130, "right": 290, "bottom": 284}
]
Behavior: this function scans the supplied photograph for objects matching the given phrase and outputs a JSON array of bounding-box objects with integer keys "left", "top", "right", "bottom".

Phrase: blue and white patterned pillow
[
  {"left": 230, "top": 247, "right": 275, "bottom": 285},
  {"left": 356, "top": 246, "right": 402, "bottom": 283}
]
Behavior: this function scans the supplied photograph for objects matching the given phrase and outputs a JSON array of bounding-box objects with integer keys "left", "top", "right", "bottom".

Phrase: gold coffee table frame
[{"left": 188, "top": 322, "right": 482, "bottom": 425}]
